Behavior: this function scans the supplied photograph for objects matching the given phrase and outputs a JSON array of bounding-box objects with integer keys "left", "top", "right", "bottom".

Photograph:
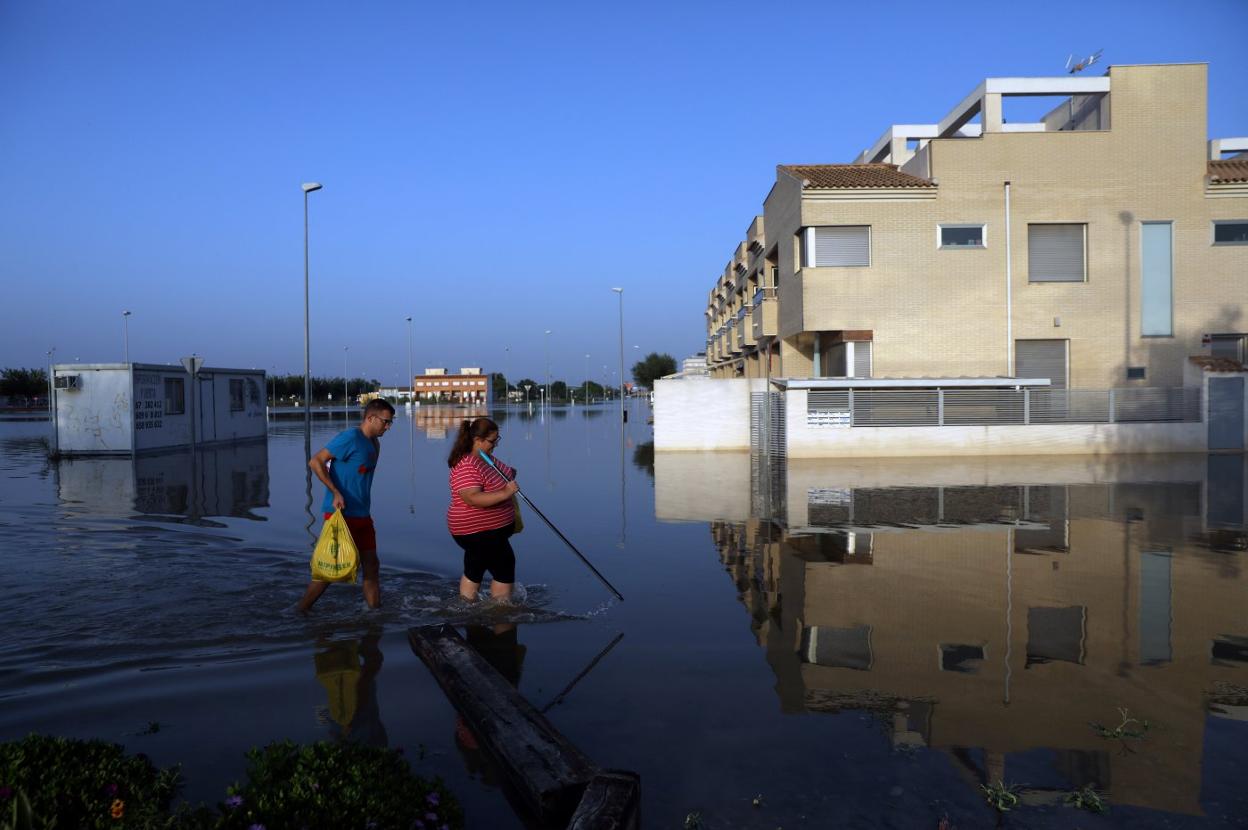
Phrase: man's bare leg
[
  {"left": 360, "top": 548, "right": 381, "bottom": 609},
  {"left": 297, "top": 580, "right": 329, "bottom": 613}
]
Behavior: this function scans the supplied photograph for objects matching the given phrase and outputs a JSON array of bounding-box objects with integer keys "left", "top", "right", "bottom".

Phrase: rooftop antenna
[{"left": 1065, "top": 49, "right": 1103, "bottom": 74}]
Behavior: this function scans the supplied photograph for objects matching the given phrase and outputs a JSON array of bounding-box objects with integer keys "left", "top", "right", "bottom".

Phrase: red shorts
[{"left": 324, "top": 513, "right": 377, "bottom": 552}]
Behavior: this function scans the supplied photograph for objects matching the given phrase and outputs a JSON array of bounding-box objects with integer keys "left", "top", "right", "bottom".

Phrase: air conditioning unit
[{"left": 54, "top": 374, "right": 81, "bottom": 390}]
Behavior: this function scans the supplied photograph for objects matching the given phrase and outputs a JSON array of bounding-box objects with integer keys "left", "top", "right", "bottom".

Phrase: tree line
[{"left": 4, "top": 351, "right": 678, "bottom": 407}]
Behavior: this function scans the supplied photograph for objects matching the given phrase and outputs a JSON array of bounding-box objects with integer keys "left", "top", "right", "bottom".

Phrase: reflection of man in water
[
  {"left": 454, "top": 624, "right": 526, "bottom": 779},
  {"left": 314, "top": 629, "right": 389, "bottom": 748}
]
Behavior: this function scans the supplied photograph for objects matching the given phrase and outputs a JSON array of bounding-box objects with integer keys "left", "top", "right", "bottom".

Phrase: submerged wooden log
[
  {"left": 567, "top": 771, "right": 641, "bottom": 830},
  {"left": 408, "top": 624, "right": 598, "bottom": 825}
]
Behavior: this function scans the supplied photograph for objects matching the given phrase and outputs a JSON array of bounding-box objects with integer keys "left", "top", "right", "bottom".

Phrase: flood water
[{"left": 2, "top": 405, "right": 1246, "bottom": 828}]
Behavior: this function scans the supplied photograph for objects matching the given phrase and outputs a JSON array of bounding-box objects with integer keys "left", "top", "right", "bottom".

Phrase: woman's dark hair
[{"left": 448, "top": 417, "right": 498, "bottom": 468}]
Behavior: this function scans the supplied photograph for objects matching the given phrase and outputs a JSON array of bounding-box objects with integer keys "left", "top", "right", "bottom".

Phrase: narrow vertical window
[{"left": 1141, "top": 222, "right": 1173, "bottom": 336}]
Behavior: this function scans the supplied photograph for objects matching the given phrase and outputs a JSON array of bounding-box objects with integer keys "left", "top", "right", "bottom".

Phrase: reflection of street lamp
[
  {"left": 122, "top": 310, "right": 132, "bottom": 364},
  {"left": 523, "top": 384, "right": 532, "bottom": 405},
  {"left": 611, "top": 288, "right": 624, "bottom": 419},
  {"left": 301, "top": 181, "right": 323, "bottom": 446}
]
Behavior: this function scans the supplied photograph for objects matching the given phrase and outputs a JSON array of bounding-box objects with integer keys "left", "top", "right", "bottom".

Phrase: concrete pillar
[
  {"left": 983, "top": 93, "right": 1003, "bottom": 133},
  {"left": 889, "top": 136, "right": 914, "bottom": 165}
]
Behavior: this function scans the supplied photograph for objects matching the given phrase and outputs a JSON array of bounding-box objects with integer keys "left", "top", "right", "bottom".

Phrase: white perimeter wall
[
  {"left": 785, "top": 388, "right": 1208, "bottom": 458},
  {"left": 653, "top": 377, "right": 763, "bottom": 451}
]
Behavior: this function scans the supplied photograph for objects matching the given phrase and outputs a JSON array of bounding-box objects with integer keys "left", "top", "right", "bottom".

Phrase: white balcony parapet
[
  {"left": 1210, "top": 137, "right": 1248, "bottom": 159},
  {"left": 936, "top": 76, "right": 1110, "bottom": 138}
]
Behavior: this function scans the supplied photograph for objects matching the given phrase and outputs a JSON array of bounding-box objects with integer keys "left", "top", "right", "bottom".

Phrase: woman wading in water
[{"left": 446, "top": 417, "right": 520, "bottom": 601}]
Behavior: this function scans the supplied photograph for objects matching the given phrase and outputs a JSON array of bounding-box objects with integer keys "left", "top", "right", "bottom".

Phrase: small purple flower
[
  {"left": 225, "top": 795, "right": 244, "bottom": 809},
  {"left": 366, "top": 822, "right": 378, "bottom": 830},
  {"left": 0, "top": 786, "right": 12, "bottom": 800},
  {"left": 105, "top": 783, "right": 119, "bottom": 796},
  {"left": 425, "top": 812, "right": 438, "bottom": 821},
  {"left": 426, "top": 792, "right": 440, "bottom": 806},
  {"left": 248, "top": 824, "right": 266, "bottom": 830},
  {"left": 414, "top": 822, "right": 425, "bottom": 830}
]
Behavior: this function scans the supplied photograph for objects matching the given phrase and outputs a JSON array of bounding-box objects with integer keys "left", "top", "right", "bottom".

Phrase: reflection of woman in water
[
  {"left": 446, "top": 418, "right": 520, "bottom": 602},
  {"left": 453, "top": 624, "right": 526, "bottom": 781},
  {"left": 313, "top": 628, "right": 389, "bottom": 748}
]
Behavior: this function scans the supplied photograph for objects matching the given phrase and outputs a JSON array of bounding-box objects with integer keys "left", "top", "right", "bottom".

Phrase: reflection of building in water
[
  {"left": 55, "top": 440, "right": 269, "bottom": 519},
  {"left": 414, "top": 406, "right": 489, "bottom": 440},
  {"left": 691, "top": 455, "right": 1248, "bottom": 817}
]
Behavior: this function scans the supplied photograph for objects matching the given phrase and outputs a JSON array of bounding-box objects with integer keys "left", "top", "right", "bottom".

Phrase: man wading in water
[{"left": 298, "top": 399, "right": 395, "bottom": 612}]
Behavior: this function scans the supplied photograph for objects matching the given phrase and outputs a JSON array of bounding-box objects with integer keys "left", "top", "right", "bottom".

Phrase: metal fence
[{"left": 807, "top": 387, "right": 1201, "bottom": 428}]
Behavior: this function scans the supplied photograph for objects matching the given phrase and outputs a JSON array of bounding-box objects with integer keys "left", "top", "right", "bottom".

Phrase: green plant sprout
[
  {"left": 1090, "top": 707, "right": 1150, "bottom": 741},
  {"left": 979, "top": 780, "right": 1020, "bottom": 812},
  {"left": 1065, "top": 784, "right": 1109, "bottom": 814}
]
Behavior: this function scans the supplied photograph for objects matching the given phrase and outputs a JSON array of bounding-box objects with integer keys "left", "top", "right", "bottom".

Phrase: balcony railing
[
  {"left": 752, "top": 287, "right": 776, "bottom": 305},
  {"left": 806, "top": 387, "right": 1201, "bottom": 428}
]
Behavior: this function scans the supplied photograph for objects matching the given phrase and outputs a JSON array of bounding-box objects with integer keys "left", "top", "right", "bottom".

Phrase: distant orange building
[{"left": 412, "top": 368, "right": 492, "bottom": 405}]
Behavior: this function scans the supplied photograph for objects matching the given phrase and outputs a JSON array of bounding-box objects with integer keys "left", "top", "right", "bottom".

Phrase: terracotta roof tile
[
  {"left": 1189, "top": 355, "right": 1247, "bottom": 373},
  {"left": 1209, "top": 158, "right": 1248, "bottom": 183},
  {"left": 779, "top": 163, "right": 935, "bottom": 189}
]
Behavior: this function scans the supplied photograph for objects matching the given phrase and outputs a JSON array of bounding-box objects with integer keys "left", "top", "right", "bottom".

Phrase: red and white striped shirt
[{"left": 447, "top": 454, "right": 516, "bottom": 536}]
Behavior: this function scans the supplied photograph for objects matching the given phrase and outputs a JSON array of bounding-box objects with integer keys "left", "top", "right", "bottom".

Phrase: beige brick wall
[{"left": 736, "top": 63, "right": 1248, "bottom": 388}]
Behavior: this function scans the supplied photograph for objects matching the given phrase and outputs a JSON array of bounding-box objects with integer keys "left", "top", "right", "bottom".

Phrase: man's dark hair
[{"left": 363, "top": 398, "right": 395, "bottom": 417}]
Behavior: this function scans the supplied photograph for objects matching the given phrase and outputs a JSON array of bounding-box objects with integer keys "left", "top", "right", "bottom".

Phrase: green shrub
[
  {"left": 217, "top": 741, "right": 463, "bottom": 830},
  {"left": 0, "top": 733, "right": 182, "bottom": 829},
  {"left": 0, "top": 736, "right": 462, "bottom": 830}
]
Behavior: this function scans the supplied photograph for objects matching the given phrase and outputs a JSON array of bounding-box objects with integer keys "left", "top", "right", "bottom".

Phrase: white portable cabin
[{"left": 51, "top": 362, "right": 267, "bottom": 455}]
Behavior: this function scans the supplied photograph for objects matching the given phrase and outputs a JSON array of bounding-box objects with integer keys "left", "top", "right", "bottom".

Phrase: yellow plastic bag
[
  {"left": 512, "top": 495, "right": 524, "bottom": 534},
  {"left": 311, "top": 509, "right": 359, "bottom": 583}
]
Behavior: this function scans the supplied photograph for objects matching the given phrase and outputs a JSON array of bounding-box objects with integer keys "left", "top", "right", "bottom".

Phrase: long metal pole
[
  {"left": 303, "top": 191, "right": 312, "bottom": 451},
  {"left": 544, "top": 330, "right": 551, "bottom": 408},
  {"left": 584, "top": 353, "right": 589, "bottom": 404},
  {"left": 1004, "top": 180, "right": 1014, "bottom": 376},
  {"left": 406, "top": 316, "right": 413, "bottom": 406},
  {"left": 122, "top": 313, "right": 130, "bottom": 364},
  {"left": 343, "top": 345, "right": 349, "bottom": 424},
  {"left": 616, "top": 290, "right": 625, "bottom": 419},
  {"left": 478, "top": 451, "right": 624, "bottom": 601}
]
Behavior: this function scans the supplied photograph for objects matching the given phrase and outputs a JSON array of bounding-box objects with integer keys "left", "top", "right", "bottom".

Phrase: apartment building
[
  {"left": 705, "top": 63, "right": 1248, "bottom": 393},
  {"left": 411, "top": 367, "right": 492, "bottom": 404}
]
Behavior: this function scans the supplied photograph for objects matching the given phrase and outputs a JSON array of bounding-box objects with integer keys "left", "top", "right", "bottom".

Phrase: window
[
  {"left": 1140, "top": 221, "right": 1173, "bottom": 336},
  {"left": 1028, "top": 223, "right": 1086, "bottom": 282},
  {"left": 940, "top": 644, "right": 986, "bottom": 673},
  {"left": 1210, "top": 334, "right": 1246, "bottom": 362},
  {"left": 164, "top": 377, "right": 185, "bottom": 415},
  {"left": 939, "top": 224, "right": 986, "bottom": 248},
  {"left": 229, "top": 379, "right": 245, "bottom": 412},
  {"left": 803, "top": 226, "right": 870, "bottom": 267},
  {"left": 1213, "top": 220, "right": 1248, "bottom": 245},
  {"left": 1127, "top": 366, "right": 1146, "bottom": 380}
]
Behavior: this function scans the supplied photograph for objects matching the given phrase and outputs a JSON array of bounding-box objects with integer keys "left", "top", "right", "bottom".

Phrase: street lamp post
[
  {"left": 343, "top": 346, "right": 349, "bottom": 422},
  {"left": 584, "top": 353, "right": 590, "bottom": 404},
  {"left": 504, "top": 345, "right": 510, "bottom": 408},
  {"left": 405, "top": 316, "right": 413, "bottom": 408},
  {"left": 611, "top": 288, "right": 624, "bottom": 420},
  {"left": 301, "top": 182, "right": 323, "bottom": 451},
  {"left": 122, "top": 311, "right": 132, "bottom": 364}
]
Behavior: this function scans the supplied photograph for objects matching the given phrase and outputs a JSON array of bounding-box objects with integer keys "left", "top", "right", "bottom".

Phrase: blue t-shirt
[{"left": 320, "top": 428, "right": 380, "bottom": 517}]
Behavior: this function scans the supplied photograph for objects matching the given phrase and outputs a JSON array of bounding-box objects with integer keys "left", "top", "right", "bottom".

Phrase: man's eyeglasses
[{"left": 375, "top": 417, "right": 394, "bottom": 425}]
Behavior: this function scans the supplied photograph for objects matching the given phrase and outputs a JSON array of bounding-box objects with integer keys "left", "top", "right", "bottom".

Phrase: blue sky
[{"left": 2, "top": 0, "right": 1245, "bottom": 385}]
